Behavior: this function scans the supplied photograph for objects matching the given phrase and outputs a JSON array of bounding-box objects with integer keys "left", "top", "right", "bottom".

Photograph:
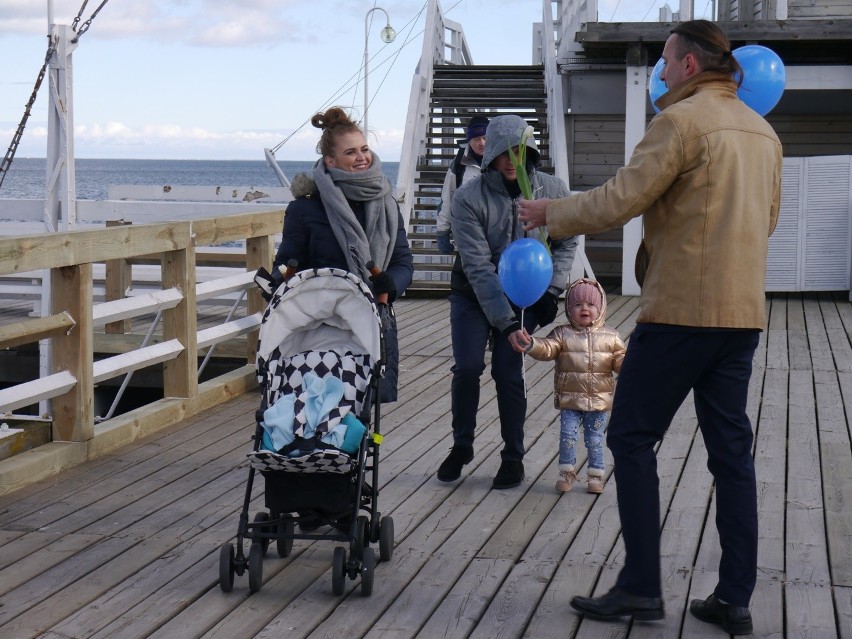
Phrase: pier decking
[{"left": 0, "top": 292, "right": 850, "bottom": 638}]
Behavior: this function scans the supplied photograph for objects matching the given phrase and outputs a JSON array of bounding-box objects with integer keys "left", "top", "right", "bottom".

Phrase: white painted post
[
  {"left": 40, "top": 22, "right": 78, "bottom": 417},
  {"left": 621, "top": 62, "right": 647, "bottom": 296},
  {"left": 44, "top": 24, "right": 78, "bottom": 233},
  {"left": 678, "top": 0, "right": 693, "bottom": 21}
]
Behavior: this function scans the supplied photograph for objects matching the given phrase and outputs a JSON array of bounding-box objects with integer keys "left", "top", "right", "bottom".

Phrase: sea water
[{"left": 0, "top": 157, "right": 400, "bottom": 200}]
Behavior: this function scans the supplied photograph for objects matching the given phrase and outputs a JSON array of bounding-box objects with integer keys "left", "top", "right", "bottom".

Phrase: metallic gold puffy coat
[{"left": 527, "top": 280, "right": 626, "bottom": 411}]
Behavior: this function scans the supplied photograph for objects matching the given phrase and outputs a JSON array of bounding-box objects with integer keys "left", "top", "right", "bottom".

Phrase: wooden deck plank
[{"left": 0, "top": 293, "right": 849, "bottom": 638}]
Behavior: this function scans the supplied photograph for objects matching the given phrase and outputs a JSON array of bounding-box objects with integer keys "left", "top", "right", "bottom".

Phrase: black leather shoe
[
  {"left": 437, "top": 446, "right": 474, "bottom": 482},
  {"left": 690, "top": 593, "right": 753, "bottom": 635},
  {"left": 492, "top": 460, "right": 524, "bottom": 489},
  {"left": 570, "top": 587, "right": 664, "bottom": 621}
]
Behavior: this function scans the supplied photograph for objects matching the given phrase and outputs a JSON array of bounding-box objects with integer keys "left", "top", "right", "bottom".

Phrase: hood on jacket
[
  {"left": 290, "top": 172, "right": 316, "bottom": 199},
  {"left": 481, "top": 114, "right": 540, "bottom": 170},
  {"left": 564, "top": 278, "right": 608, "bottom": 329}
]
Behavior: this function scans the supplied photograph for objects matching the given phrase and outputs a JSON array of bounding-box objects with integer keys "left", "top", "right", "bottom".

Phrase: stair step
[{"left": 408, "top": 63, "right": 548, "bottom": 286}]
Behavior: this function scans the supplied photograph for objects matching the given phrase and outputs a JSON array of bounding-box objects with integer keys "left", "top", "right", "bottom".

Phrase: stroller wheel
[
  {"left": 353, "top": 515, "right": 369, "bottom": 559},
  {"left": 248, "top": 542, "right": 264, "bottom": 593},
  {"left": 252, "top": 512, "right": 271, "bottom": 556},
  {"left": 218, "top": 543, "right": 235, "bottom": 593},
  {"left": 360, "top": 546, "right": 375, "bottom": 597},
  {"left": 370, "top": 511, "right": 382, "bottom": 542},
  {"left": 332, "top": 546, "right": 346, "bottom": 596},
  {"left": 379, "top": 516, "right": 394, "bottom": 562},
  {"left": 277, "top": 514, "right": 294, "bottom": 558}
]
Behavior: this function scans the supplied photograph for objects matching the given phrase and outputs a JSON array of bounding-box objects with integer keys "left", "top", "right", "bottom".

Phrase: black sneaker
[
  {"left": 690, "top": 593, "right": 753, "bottom": 635},
  {"left": 492, "top": 460, "right": 524, "bottom": 489},
  {"left": 437, "top": 446, "right": 474, "bottom": 482}
]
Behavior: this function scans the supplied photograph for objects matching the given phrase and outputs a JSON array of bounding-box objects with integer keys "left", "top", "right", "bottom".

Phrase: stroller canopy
[{"left": 257, "top": 268, "right": 382, "bottom": 367}]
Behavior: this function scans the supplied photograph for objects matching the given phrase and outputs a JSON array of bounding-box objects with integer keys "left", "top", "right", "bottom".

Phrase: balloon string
[{"left": 520, "top": 307, "right": 527, "bottom": 398}]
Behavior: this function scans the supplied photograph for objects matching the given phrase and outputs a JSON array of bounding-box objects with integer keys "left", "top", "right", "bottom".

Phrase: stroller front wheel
[
  {"left": 379, "top": 516, "right": 394, "bottom": 562},
  {"left": 248, "top": 542, "right": 264, "bottom": 593},
  {"left": 332, "top": 546, "right": 346, "bottom": 596},
  {"left": 360, "top": 546, "right": 375, "bottom": 597},
  {"left": 277, "top": 514, "right": 294, "bottom": 558},
  {"left": 218, "top": 543, "right": 235, "bottom": 592}
]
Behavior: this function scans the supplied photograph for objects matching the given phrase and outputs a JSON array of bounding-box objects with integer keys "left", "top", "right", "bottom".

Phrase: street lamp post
[{"left": 363, "top": 7, "right": 396, "bottom": 136}]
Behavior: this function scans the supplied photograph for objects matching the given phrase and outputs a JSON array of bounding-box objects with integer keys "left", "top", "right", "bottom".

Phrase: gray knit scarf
[{"left": 311, "top": 153, "right": 398, "bottom": 282}]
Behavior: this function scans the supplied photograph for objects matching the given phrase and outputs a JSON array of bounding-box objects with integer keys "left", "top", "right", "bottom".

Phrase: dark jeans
[
  {"left": 608, "top": 324, "right": 760, "bottom": 607},
  {"left": 449, "top": 293, "right": 542, "bottom": 461}
]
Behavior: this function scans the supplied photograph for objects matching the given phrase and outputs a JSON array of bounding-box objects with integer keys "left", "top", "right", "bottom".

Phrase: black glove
[
  {"left": 533, "top": 292, "right": 559, "bottom": 327},
  {"left": 436, "top": 231, "right": 453, "bottom": 255},
  {"left": 253, "top": 267, "right": 276, "bottom": 302},
  {"left": 369, "top": 270, "right": 395, "bottom": 298}
]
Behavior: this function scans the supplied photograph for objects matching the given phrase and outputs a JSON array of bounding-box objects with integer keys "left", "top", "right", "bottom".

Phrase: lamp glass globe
[{"left": 380, "top": 25, "right": 396, "bottom": 43}]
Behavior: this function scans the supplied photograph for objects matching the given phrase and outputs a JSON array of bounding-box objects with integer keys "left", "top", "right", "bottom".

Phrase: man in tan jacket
[{"left": 519, "top": 20, "right": 782, "bottom": 635}]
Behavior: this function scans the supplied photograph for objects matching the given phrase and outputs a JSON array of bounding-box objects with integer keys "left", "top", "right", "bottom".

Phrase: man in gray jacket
[{"left": 437, "top": 114, "right": 579, "bottom": 489}]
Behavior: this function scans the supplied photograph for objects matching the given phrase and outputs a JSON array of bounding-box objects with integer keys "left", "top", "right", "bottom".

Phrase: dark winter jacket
[{"left": 273, "top": 174, "right": 413, "bottom": 303}]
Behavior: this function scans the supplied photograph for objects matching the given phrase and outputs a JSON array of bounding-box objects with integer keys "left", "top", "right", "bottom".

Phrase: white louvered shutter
[
  {"left": 766, "top": 155, "right": 851, "bottom": 291},
  {"left": 766, "top": 159, "right": 803, "bottom": 291}
]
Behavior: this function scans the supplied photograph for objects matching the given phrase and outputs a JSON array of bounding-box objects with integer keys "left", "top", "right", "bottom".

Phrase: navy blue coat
[{"left": 273, "top": 190, "right": 413, "bottom": 303}]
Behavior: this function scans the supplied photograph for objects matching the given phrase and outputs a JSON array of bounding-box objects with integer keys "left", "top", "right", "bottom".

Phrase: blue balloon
[
  {"left": 498, "top": 238, "right": 553, "bottom": 309},
  {"left": 648, "top": 57, "right": 667, "bottom": 113},
  {"left": 733, "top": 45, "right": 785, "bottom": 116}
]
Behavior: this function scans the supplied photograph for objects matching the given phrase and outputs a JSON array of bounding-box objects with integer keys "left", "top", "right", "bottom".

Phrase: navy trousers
[
  {"left": 608, "top": 324, "right": 760, "bottom": 607},
  {"left": 449, "top": 293, "right": 542, "bottom": 461}
]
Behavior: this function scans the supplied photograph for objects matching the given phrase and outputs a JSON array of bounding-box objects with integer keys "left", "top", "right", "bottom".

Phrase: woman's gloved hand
[{"left": 369, "top": 270, "right": 396, "bottom": 298}]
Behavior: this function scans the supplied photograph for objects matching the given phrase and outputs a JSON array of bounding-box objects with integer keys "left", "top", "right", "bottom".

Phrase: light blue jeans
[{"left": 559, "top": 409, "right": 608, "bottom": 471}]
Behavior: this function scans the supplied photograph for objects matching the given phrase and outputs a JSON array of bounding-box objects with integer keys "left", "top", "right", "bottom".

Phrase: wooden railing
[{"left": 0, "top": 208, "right": 284, "bottom": 495}]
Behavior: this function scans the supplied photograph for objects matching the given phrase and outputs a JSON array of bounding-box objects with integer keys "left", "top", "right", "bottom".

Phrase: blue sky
[{"left": 0, "top": 1, "right": 712, "bottom": 162}]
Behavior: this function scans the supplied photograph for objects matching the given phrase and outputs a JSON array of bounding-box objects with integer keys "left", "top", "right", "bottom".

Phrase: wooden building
[{"left": 555, "top": 0, "right": 852, "bottom": 291}]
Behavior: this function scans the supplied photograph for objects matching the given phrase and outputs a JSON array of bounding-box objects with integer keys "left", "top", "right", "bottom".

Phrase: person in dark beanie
[
  {"left": 436, "top": 114, "right": 578, "bottom": 490},
  {"left": 435, "top": 114, "right": 489, "bottom": 255},
  {"left": 519, "top": 20, "right": 781, "bottom": 633}
]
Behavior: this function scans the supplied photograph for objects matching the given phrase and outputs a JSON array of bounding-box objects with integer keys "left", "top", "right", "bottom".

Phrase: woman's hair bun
[{"left": 311, "top": 107, "right": 353, "bottom": 131}]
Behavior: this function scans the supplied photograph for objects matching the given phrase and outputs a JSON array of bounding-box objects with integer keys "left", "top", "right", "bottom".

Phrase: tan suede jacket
[
  {"left": 546, "top": 72, "right": 783, "bottom": 329},
  {"left": 527, "top": 280, "right": 626, "bottom": 411}
]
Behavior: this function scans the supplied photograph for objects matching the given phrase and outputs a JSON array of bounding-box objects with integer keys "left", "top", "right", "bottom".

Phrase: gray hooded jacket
[{"left": 450, "top": 114, "right": 578, "bottom": 332}]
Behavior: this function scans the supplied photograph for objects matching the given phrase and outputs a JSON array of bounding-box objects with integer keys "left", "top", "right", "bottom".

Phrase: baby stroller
[{"left": 218, "top": 267, "right": 394, "bottom": 596}]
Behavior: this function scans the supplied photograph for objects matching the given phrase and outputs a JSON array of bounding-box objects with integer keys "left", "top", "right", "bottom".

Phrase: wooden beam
[
  {"left": 161, "top": 247, "right": 198, "bottom": 399},
  {"left": 92, "top": 287, "right": 183, "bottom": 327},
  {"left": 0, "top": 371, "right": 76, "bottom": 414},
  {"left": 93, "top": 339, "right": 185, "bottom": 384},
  {"left": 575, "top": 20, "right": 852, "bottom": 45},
  {"left": 245, "top": 234, "right": 275, "bottom": 362},
  {"left": 51, "top": 264, "right": 94, "bottom": 442},
  {"left": 196, "top": 314, "right": 262, "bottom": 350},
  {"left": 104, "top": 219, "right": 132, "bottom": 334},
  {"left": 0, "top": 311, "right": 76, "bottom": 350}
]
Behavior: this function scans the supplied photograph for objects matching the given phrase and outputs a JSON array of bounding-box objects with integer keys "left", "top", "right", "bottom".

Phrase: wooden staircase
[{"left": 406, "top": 64, "right": 551, "bottom": 295}]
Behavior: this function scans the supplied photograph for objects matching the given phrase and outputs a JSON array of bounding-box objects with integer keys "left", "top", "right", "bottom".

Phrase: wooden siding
[
  {"left": 720, "top": 0, "right": 852, "bottom": 20},
  {"left": 768, "top": 114, "right": 852, "bottom": 156},
  {"left": 789, "top": 0, "right": 852, "bottom": 19},
  {"left": 569, "top": 114, "right": 628, "bottom": 279}
]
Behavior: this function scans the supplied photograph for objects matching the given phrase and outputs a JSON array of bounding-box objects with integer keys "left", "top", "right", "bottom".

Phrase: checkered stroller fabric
[{"left": 248, "top": 268, "right": 382, "bottom": 474}]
